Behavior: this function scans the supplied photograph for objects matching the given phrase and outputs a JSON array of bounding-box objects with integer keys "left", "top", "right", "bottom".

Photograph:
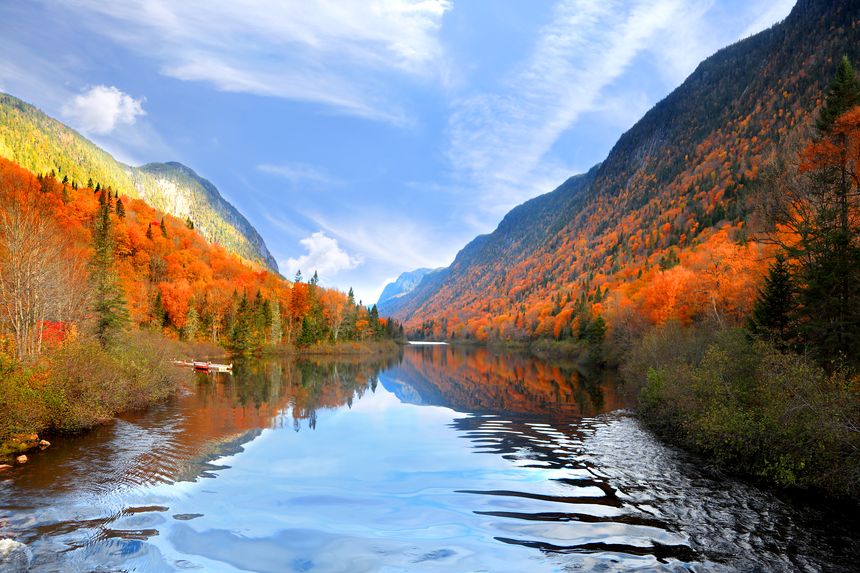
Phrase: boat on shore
[{"left": 172, "top": 360, "right": 233, "bottom": 373}]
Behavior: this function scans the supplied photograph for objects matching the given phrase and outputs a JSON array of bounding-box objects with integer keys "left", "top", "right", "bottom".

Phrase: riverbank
[
  {"left": 619, "top": 325, "right": 860, "bottom": 499},
  {"left": 272, "top": 339, "right": 403, "bottom": 356},
  {"left": 0, "top": 331, "right": 205, "bottom": 461}
]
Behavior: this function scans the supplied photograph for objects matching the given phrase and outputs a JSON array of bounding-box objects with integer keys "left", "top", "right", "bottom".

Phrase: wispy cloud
[
  {"left": 447, "top": 0, "right": 715, "bottom": 215},
  {"left": 257, "top": 163, "right": 340, "bottom": 187},
  {"left": 52, "top": 0, "right": 452, "bottom": 125},
  {"left": 283, "top": 231, "right": 363, "bottom": 282},
  {"left": 61, "top": 85, "right": 145, "bottom": 135}
]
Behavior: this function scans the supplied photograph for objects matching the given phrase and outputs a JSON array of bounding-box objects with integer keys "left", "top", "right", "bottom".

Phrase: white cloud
[
  {"left": 61, "top": 85, "right": 145, "bottom": 135},
  {"left": 283, "top": 231, "right": 362, "bottom": 282},
  {"left": 740, "top": 0, "right": 794, "bottom": 39},
  {"left": 54, "top": 0, "right": 452, "bottom": 124}
]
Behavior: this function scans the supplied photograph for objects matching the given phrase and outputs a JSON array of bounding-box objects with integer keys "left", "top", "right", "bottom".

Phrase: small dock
[{"left": 173, "top": 360, "right": 233, "bottom": 373}]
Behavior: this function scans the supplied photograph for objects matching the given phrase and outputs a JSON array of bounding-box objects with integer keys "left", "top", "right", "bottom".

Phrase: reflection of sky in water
[{"left": 128, "top": 384, "right": 581, "bottom": 572}]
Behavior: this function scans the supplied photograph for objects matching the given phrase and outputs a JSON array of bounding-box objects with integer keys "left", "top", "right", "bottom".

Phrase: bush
[
  {"left": 625, "top": 325, "right": 860, "bottom": 497},
  {"left": 0, "top": 331, "right": 188, "bottom": 442}
]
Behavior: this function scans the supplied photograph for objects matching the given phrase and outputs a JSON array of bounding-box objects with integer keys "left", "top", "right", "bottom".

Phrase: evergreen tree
[
  {"left": 87, "top": 177, "right": 94, "bottom": 189},
  {"left": 270, "top": 299, "right": 283, "bottom": 345},
  {"left": 160, "top": 217, "right": 168, "bottom": 238},
  {"left": 152, "top": 291, "right": 166, "bottom": 329},
  {"left": 310, "top": 270, "right": 319, "bottom": 286},
  {"left": 115, "top": 197, "right": 125, "bottom": 218},
  {"left": 748, "top": 254, "right": 796, "bottom": 348},
  {"left": 817, "top": 56, "right": 860, "bottom": 134},
  {"left": 294, "top": 269, "right": 303, "bottom": 283},
  {"left": 231, "top": 292, "right": 252, "bottom": 354},
  {"left": 183, "top": 303, "right": 199, "bottom": 341},
  {"left": 185, "top": 216, "right": 194, "bottom": 230},
  {"left": 794, "top": 57, "right": 860, "bottom": 366},
  {"left": 145, "top": 223, "right": 154, "bottom": 240},
  {"left": 90, "top": 200, "right": 128, "bottom": 346}
]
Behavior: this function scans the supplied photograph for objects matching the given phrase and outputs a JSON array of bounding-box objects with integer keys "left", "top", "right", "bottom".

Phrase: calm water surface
[{"left": 0, "top": 346, "right": 857, "bottom": 572}]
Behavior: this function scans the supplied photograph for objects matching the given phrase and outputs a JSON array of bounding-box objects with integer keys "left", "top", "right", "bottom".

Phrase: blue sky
[{"left": 0, "top": 0, "right": 795, "bottom": 304}]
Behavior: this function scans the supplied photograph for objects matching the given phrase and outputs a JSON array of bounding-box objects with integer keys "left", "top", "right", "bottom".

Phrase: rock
[
  {"left": 0, "top": 464, "right": 11, "bottom": 473},
  {"left": 0, "top": 539, "right": 31, "bottom": 573},
  {"left": 15, "top": 455, "right": 27, "bottom": 464},
  {"left": 38, "top": 440, "right": 50, "bottom": 449}
]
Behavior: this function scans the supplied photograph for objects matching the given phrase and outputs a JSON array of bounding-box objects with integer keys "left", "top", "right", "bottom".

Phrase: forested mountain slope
[
  {"left": 391, "top": 0, "right": 860, "bottom": 340},
  {"left": 0, "top": 93, "right": 277, "bottom": 271}
]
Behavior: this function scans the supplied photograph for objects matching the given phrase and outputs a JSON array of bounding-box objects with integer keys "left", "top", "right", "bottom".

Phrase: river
[{"left": 0, "top": 345, "right": 856, "bottom": 572}]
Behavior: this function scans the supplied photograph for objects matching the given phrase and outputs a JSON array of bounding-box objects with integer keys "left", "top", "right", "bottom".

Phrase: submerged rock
[
  {"left": 38, "top": 440, "right": 50, "bottom": 449},
  {"left": 0, "top": 464, "right": 11, "bottom": 473},
  {"left": 14, "top": 455, "right": 27, "bottom": 464},
  {"left": 0, "top": 539, "right": 31, "bottom": 573}
]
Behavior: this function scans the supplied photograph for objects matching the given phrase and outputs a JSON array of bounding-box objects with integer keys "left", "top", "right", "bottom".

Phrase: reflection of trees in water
[
  {"left": 389, "top": 346, "right": 622, "bottom": 417},
  {"left": 225, "top": 352, "right": 402, "bottom": 431}
]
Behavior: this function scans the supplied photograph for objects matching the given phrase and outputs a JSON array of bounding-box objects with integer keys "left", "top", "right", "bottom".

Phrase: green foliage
[
  {"left": 816, "top": 55, "right": 860, "bottom": 134},
  {"left": 748, "top": 254, "right": 796, "bottom": 348},
  {"left": 90, "top": 201, "right": 129, "bottom": 347},
  {"left": 627, "top": 326, "right": 860, "bottom": 496}
]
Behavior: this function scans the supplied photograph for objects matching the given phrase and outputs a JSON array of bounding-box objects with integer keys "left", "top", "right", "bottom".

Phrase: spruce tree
[
  {"left": 90, "top": 200, "right": 128, "bottom": 346},
  {"left": 817, "top": 56, "right": 860, "bottom": 134},
  {"left": 160, "top": 217, "right": 168, "bottom": 238},
  {"left": 115, "top": 197, "right": 125, "bottom": 218},
  {"left": 749, "top": 254, "right": 796, "bottom": 348}
]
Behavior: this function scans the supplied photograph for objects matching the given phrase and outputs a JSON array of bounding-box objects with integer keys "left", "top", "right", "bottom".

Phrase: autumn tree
[{"left": 0, "top": 169, "right": 85, "bottom": 361}]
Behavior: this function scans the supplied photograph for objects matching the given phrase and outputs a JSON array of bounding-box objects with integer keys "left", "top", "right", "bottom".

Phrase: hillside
[
  {"left": 389, "top": 0, "right": 860, "bottom": 340},
  {"left": 0, "top": 93, "right": 277, "bottom": 271}
]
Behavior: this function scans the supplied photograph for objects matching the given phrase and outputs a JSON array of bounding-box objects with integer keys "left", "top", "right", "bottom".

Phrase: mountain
[
  {"left": 377, "top": 267, "right": 439, "bottom": 315},
  {"left": 0, "top": 93, "right": 278, "bottom": 271},
  {"left": 387, "top": 0, "right": 860, "bottom": 339}
]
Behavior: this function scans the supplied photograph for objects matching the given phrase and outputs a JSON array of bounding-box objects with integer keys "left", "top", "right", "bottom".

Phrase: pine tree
[
  {"left": 152, "top": 291, "right": 166, "bottom": 329},
  {"left": 145, "top": 223, "right": 154, "bottom": 240},
  {"left": 115, "top": 197, "right": 125, "bottom": 218},
  {"left": 294, "top": 269, "right": 303, "bottom": 283},
  {"left": 748, "top": 254, "right": 796, "bottom": 348},
  {"left": 90, "top": 200, "right": 128, "bottom": 346},
  {"left": 183, "top": 303, "right": 199, "bottom": 341},
  {"left": 310, "top": 270, "right": 319, "bottom": 286},
  {"left": 270, "top": 299, "right": 283, "bottom": 345},
  {"left": 185, "top": 216, "right": 194, "bottom": 230},
  {"left": 817, "top": 56, "right": 860, "bottom": 134},
  {"left": 160, "top": 217, "right": 168, "bottom": 238}
]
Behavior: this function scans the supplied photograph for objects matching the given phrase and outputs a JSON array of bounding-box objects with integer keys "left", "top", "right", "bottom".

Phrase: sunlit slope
[
  {"left": 390, "top": 0, "right": 860, "bottom": 337},
  {"left": 0, "top": 93, "right": 277, "bottom": 271}
]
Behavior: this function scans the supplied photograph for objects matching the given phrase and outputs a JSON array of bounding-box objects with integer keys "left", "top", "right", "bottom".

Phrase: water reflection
[
  {"left": 382, "top": 344, "right": 622, "bottom": 416},
  {"left": 0, "top": 346, "right": 856, "bottom": 572}
]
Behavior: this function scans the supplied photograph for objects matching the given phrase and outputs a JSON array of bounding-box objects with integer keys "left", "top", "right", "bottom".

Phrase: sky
[{"left": 0, "top": 0, "right": 795, "bottom": 304}]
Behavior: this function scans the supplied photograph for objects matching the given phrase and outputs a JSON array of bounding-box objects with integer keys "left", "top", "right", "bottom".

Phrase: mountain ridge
[
  {"left": 0, "top": 92, "right": 278, "bottom": 271},
  {"left": 387, "top": 0, "right": 860, "bottom": 339}
]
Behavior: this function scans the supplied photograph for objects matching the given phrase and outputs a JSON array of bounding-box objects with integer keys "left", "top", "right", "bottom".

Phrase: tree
[
  {"left": 748, "top": 254, "right": 796, "bottom": 348},
  {"left": 185, "top": 216, "right": 194, "bottom": 230},
  {"left": 0, "top": 170, "right": 85, "bottom": 361},
  {"left": 816, "top": 56, "right": 860, "bottom": 134},
  {"left": 90, "top": 199, "right": 129, "bottom": 346},
  {"left": 183, "top": 303, "right": 199, "bottom": 341},
  {"left": 160, "top": 217, "right": 168, "bottom": 238},
  {"left": 270, "top": 299, "right": 282, "bottom": 345},
  {"left": 115, "top": 197, "right": 125, "bottom": 219}
]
